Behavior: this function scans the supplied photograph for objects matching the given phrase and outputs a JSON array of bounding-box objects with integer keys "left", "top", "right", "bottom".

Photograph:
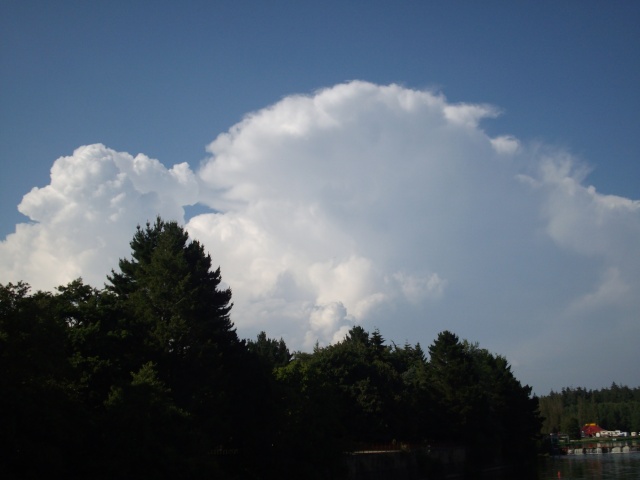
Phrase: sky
[{"left": 1, "top": 1, "right": 639, "bottom": 395}]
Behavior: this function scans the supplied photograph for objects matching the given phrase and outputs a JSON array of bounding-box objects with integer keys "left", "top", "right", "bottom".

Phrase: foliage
[
  {"left": 246, "top": 330, "right": 291, "bottom": 370},
  {"left": 1, "top": 217, "right": 546, "bottom": 478},
  {"left": 539, "top": 384, "right": 640, "bottom": 436},
  {"left": 0, "top": 283, "right": 83, "bottom": 478}
]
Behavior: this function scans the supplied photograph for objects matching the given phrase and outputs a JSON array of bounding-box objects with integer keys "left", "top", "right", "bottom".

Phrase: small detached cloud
[
  {"left": 491, "top": 135, "right": 520, "bottom": 155},
  {"left": 1, "top": 82, "right": 639, "bottom": 393}
]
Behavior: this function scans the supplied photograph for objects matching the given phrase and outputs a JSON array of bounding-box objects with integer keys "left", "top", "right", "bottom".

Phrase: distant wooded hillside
[{"left": 538, "top": 384, "right": 640, "bottom": 438}]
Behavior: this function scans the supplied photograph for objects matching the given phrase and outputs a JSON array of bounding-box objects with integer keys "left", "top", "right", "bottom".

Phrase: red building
[{"left": 581, "top": 423, "right": 604, "bottom": 437}]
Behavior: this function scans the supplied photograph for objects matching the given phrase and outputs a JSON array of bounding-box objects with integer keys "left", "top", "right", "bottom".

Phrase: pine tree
[
  {"left": 427, "top": 331, "right": 480, "bottom": 440},
  {"left": 107, "top": 217, "right": 243, "bottom": 447},
  {"left": 108, "top": 217, "right": 236, "bottom": 357}
]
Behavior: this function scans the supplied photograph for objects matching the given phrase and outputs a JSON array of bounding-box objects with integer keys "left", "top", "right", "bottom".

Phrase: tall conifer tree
[{"left": 107, "top": 217, "right": 242, "bottom": 447}]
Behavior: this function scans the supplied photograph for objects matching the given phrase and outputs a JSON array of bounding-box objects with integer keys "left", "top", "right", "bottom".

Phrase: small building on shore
[
  {"left": 597, "top": 429, "right": 630, "bottom": 438},
  {"left": 581, "top": 423, "right": 604, "bottom": 437},
  {"left": 581, "top": 423, "right": 631, "bottom": 438}
]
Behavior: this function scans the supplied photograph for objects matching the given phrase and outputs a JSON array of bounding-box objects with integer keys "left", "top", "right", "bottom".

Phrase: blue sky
[{"left": 1, "top": 1, "right": 639, "bottom": 394}]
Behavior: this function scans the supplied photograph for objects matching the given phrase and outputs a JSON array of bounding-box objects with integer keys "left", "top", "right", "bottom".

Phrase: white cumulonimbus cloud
[{"left": 1, "top": 81, "right": 638, "bottom": 392}]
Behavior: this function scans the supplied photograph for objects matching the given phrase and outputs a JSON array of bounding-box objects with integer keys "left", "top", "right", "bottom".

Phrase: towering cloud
[{"left": 2, "top": 81, "right": 638, "bottom": 392}]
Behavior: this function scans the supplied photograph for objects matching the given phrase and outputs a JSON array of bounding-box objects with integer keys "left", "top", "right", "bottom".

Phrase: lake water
[{"left": 537, "top": 451, "right": 640, "bottom": 479}]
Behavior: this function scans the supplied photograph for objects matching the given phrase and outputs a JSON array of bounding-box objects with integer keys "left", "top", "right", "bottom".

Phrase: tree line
[
  {"left": 538, "top": 384, "right": 640, "bottom": 439},
  {"left": 1, "top": 218, "right": 541, "bottom": 479}
]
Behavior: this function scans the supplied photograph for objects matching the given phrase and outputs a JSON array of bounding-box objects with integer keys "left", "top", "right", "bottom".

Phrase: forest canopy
[
  {"left": 538, "top": 384, "right": 640, "bottom": 439},
  {"left": 1, "top": 218, "right": 545, "bottom": 479}
]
